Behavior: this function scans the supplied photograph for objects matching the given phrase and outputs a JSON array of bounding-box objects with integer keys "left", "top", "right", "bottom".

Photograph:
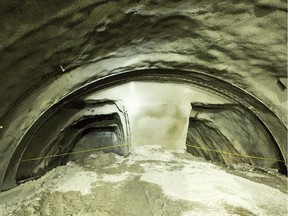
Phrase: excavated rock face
[
  {"left": 186, "top": 104, "right": 284, "bottom": 169},
  {"left": 0, "top": 0, "right": 287, "bottom": 120},
  {"left": 0, "top": 0, "right": 287, "bottom": 190}
]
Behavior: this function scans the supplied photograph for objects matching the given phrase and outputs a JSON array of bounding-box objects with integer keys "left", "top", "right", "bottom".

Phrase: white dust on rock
[{"left": 0, "top": 145, "right": 287, "bottom": 216}]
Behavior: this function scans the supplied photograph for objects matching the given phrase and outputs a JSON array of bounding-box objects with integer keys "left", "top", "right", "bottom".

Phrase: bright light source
[{"left": 125, "top": 82, "right": 139, "bottom": 112}]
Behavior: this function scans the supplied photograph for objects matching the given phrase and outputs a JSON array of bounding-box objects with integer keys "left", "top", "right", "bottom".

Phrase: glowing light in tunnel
[
  {"left": 85, "top": 81, "right": 231, "bottom": 152},
  {"left": 125, "top": 82, "right": 140, "bottom": 114}
]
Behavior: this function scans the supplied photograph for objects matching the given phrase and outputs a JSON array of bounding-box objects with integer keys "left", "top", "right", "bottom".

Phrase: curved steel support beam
[{"left": 0, "top": 69, "right": 286, "bottom": 191}]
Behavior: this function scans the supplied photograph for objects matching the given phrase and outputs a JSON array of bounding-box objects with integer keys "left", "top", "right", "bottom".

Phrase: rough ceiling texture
[
  {"left": 0, "top": 0, "right": 287, "bottom": 190},
  {"left": 0, "top": 0, "right": 287, "bottom": 124}
]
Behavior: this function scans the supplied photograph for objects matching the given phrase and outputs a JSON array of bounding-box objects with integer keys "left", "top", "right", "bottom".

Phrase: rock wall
[
  {"left": 0, "top": 0, "right": 286, "bottom": 124},
  {"left": 187, "top": 104, "right": 284, "bottom": 170},
  {"left": 0, "top": 0, "right": 287, "bottom": 190}
]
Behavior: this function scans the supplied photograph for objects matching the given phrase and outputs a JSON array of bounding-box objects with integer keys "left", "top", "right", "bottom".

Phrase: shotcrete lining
[
  {"left": 0, "top": 70, "right": 287, "bottom": 192},
  {"left": 0, "top": 0, "right": 286, "bottom": 124},
  {"left": 186, "top": 103, "right": 285, "bottom": 170},
  {"left": 3, "top": 99, "right": 130, "bottom": 190}
]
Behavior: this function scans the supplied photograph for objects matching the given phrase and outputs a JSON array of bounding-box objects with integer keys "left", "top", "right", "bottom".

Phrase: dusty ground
[{"left": 0, "top": 146, "right": 287, "bottom": 216}]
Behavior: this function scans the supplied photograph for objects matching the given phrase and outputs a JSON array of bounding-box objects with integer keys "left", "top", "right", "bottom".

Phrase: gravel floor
[{"left": 0, "top": 146, "right": 287, "bottom": 216}]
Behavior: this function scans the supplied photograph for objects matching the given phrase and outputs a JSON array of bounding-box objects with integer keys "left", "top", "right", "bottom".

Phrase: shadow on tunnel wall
[
  {"left": 4, "top": 99, "right": 131, "bottom": 190},
  {"left": 186, "top": 103, "right": 287, "bottom": 175},
  {"left": 1, "top": 69, "right": 287, "bottom": 192}
]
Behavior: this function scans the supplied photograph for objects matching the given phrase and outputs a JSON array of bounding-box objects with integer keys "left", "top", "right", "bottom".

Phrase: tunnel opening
[
  {"left": 0, "top": 0, "right": 286, "bottom": 213},
  {"left": 1, "top": 69, "right": 287, "bottom": 191},
  {"left": 3, "top": 99, "right": 131, "bottom": 190},
  {"left": 66, "top": 127, "right": 121, "bottom": 163},
  {"left": 15, "top": 112, "right": 126, "bottom": 184}
]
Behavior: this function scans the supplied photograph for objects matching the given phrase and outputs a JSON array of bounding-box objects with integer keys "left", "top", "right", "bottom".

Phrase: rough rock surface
[
  {"left": 0, "top": 0, "right": 287, "bottom": 196},
  {"left": 0, "top": 146, "right": 287, "bottom": 216},
  {"left": 186, "top": 104, "right": 284, "bottom": 169},
  {"left": 0, "top": 0, "right": 287, "bottom": 123}
]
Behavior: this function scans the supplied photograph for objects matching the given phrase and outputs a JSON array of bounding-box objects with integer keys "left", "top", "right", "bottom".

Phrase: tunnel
[{"left": 0, "top": 0, "right": 287, "bottom": 215}]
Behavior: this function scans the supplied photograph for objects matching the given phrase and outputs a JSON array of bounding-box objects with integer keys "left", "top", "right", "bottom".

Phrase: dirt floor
[{"left": 0, "top": 146, "right": 287, "bottom": 216}]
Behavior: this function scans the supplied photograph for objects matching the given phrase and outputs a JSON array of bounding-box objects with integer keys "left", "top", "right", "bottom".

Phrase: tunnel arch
[{"left": 0, "top": 68, "right": 286, "bottom": 191}]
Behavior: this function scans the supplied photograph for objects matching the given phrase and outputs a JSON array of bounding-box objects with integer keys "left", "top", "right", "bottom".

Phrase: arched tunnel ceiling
[
  {"left": 0, "top": 0, "right": 287, "bottom": 125},
  {"left": 0, "top": 0, "right": 287, "bottom": 188}
]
